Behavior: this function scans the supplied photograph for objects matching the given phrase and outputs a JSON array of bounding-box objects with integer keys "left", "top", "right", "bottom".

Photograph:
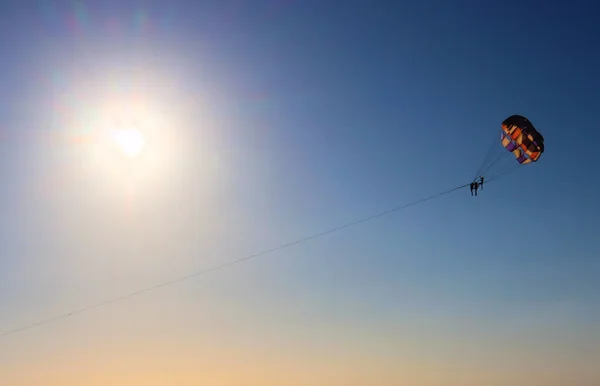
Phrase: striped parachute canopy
[{"left": 500, "top": 115, "right": 544, "bottom": 164}]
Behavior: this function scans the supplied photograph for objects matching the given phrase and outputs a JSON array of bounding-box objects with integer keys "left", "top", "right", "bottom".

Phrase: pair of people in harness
[{"left": 470, "top": 176, "right": 484, "bottom": 196}]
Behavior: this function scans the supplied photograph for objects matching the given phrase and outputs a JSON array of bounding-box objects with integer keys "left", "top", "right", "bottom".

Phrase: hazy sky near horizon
[{"left": 1, "top": 1, "right": 599, "bottom": 385}]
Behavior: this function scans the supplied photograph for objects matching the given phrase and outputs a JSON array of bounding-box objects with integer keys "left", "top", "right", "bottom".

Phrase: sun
[{"left": 110, "top": 127, "right": 146, "bottom": 158}]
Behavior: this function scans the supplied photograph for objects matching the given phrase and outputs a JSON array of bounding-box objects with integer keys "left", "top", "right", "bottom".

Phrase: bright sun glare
[{"left": 110, "top": 127, "right": 147, "bottom": 158}]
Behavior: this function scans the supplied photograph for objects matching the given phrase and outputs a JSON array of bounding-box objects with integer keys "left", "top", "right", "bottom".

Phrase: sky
[{"left": 1, "top": 0, "right": 599, "bottom": 385}]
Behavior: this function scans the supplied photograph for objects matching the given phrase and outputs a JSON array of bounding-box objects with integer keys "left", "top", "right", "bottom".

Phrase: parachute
[
  {"left": 473, "top": 114, "right": 545, "bottom": 183},
  {"left": 500, "top": 115, "right": 545, "bottom": 164}
]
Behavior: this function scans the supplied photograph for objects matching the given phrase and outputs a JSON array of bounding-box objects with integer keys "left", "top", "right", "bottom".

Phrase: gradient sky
[{"left": 1, "top": 1, "right": 599, "bottom": 385}]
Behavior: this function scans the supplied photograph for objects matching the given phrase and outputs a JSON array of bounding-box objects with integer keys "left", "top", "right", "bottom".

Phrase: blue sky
[{"left": 1, "top": 1, "right": 599, "bottom": 385}]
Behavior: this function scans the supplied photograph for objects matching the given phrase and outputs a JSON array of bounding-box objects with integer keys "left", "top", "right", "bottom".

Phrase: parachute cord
[
  {"left": 479, "top": 151, "right": 508, "bottom": 178},
  {"left": 473, "top": 129, "right": 502, "bottom": 181},
  {"left": 1, "top": 182, "right": 473, "bottom": 339},
  {"left": 485, "top": 164, "right": 521, "bottom": 183},
  {"left": 473, "top": 149, "right": 495, "bottom": 181}
]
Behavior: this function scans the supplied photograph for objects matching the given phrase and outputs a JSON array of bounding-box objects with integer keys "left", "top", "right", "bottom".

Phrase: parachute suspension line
[
  {"left": 1, "top": 182, "right": 473, "bottom": 339},
  {"left": 473, "top": 129, "right": 503, "bottom": 181},
  {"left": 479, "top": 130, "right": 529, "bottom": 181},
  {"left": 479, "top": 150, "right": 508, "bottom": 177},
  {"left": 478, "top": 151, "right": 523, "bottom": 183},
  {"left": 473, "top": 142, "right": 495, "bottom": 180},
  {"left": 475, "top": 128, "right": 527, "bottom": 182},
  {"left": 485, "top": 163, "right": 522, "bottom": 183}
]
